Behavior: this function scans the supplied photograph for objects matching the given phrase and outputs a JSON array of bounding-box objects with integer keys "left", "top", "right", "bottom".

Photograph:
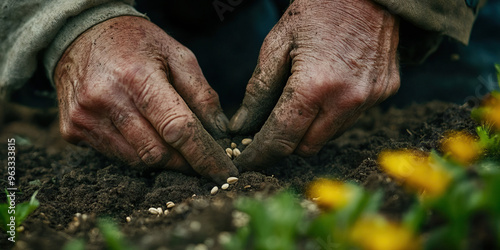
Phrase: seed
[
  {"left": 211, "top": 186, "right": 219, "bottom": 195},
  {"left": 221, "top": 183, "right": 229, "bottom": 190},
  {"left": 157, "top": 207, "right": 163, "bottom": 214},
  {"left": 148, "top": 207, "right": 159, "bottom": 215},
  {"left": 226, "top": 152, "right": 232, "bottom": 159},
  {"left": 225, "top": 148, "right": 233, "bottom": 155},
  {"left": 231, "top": 142, "right": 237, "bottom": 149},
  {"left": 126, "top": 216, "right": 131, "bottom": 222},
  {"left": 166, "top": 201, "right": 175, "bottom": 208},
  {"left": 233, "top": 148, "right": 241, "bottom": 157},
  {"left": 192, "top": 194, "right": 197, "bottom": 197},
  {"left": 241, "top": 138, "right": 253, "bottom": 145},
  {"left": 164, "top": 210, "right": 169, "bottom": 215},
  {"left": 227, "top": 177, "right": 238, "bottom": 184},
  {"left": 244, "top": 185, "right": 251, "bottom": 189}
]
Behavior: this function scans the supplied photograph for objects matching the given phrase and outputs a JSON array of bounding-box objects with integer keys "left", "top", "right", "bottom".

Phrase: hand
[
  {"left": 229, "top": 0, "right": 400, "bottom": 170},
  {"left": 55, "top": 16, "right": 238, "bottom": 183}
]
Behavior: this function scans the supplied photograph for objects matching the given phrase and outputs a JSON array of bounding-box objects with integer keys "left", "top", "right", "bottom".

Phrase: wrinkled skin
[
  {"left": 54, "top": 16, "right": 238, "bottom": 184},
  {"left": 229, "top": 0, "right": 400, "bottom": 170}
]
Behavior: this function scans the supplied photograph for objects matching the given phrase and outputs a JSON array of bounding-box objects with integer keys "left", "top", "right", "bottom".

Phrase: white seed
[
  {"left": 241, "top": 138, "right": 253, "bottom": 145},
  {"left": 226, "top": 152, "right": 232, "bottom": 159},
  {"left": 157, "top": 207, "right": 163, "bottom": 215},
  {"left": 221, "top": 183, "right": 229, "bottom": 190},
  {"left": 126, "top": 216, "right": 131, "bottom": 222},
  {"left": 192, "top": 194, "right": 197, "bottom": 197},
  {"left": 164, "top": 210, "right": 169, "bottom": 215},
  {"left": 148, "top": 207, "right": 159, "bottom": 215},
  {"left": 227, "top": 177, "right": 238, "bottom": 184},
  {"left": 244, "top": 185, "right": 251, "bottom": 189},
  {"left": 233, "top": 148, "right": 241, "bottom": 157},
  {"left": 231, "top": 142, "right": 237, "bottom": 149},
  {"left": 225, "top": 148, "right": 233, "bottom": 155},
  {"left": 166, "top": 201, "right": 175, "bottom": 208},
  {"left": 211, "top": 186, "right": 219, "bottom": 195}
]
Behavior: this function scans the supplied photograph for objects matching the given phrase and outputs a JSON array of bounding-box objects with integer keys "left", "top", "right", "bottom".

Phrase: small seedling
[{"left": 0, "top": 190, "right": 39, "bottom": 242}]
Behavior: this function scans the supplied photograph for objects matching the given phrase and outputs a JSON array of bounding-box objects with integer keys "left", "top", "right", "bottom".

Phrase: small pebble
[
  {"left": 227, "top": 177, "right": 238, "bottom": 184},
  {"left": 233, "top": 148, "right": 241, "bottom": 157},
  {"left": 241, "top": 138, "right": 253, "bottom": 145},
  {"left": 166, "top": 201, "right": 175, "bottom": 208},
  {"left": 231, "top": 142, "right": 237, "bottom": 149},
  {"left": 221, "top": 183, "right": 229, "bottom": 190},
  {"left": 211, "top": 186, "right": 219, "bottom": 195}
]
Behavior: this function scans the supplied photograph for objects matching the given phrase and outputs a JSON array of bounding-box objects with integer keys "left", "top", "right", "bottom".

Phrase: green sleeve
[
  {"left": 372, "top": 0, "right": 487, "bottom": 63},
  {"left": 0, "top": 1, "right": 147, "bottom": 102}
]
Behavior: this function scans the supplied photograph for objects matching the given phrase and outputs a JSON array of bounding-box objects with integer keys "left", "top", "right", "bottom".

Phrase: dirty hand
[
  {"left": 54, "top": 16, "right": 238, "bottom": 183},
  {"left": 229, "top": 0, "right": 400, "bottom": 170}
]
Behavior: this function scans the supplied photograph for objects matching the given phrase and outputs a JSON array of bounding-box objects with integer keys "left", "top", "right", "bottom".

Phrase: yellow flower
[
  {"left": 306, "top": 179, "right": 357, "bottom": 210},
  {"left": 378, "top": 150, "right": 451, "bottom": 197},
  {"left": 480, "top": 93, "right": 500, "bottom": 130},
  {"left": 350, "top": 216, "right": 421, "bottom": 250},
  {"left": 441, "top": 130, "right": 483, "bottom": 165}
]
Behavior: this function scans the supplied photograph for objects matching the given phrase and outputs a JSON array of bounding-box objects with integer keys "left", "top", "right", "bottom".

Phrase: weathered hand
[
  {"left": 229, "top": 0, "right": 400, "bottom": 170},
  {"left": 55, "top": 16, "right": 238, "bottom": 183}
]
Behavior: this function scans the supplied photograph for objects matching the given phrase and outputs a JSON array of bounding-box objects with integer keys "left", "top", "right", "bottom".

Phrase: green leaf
[
  {"left": 15, "top": 190, "right": 39, "bottom": 226},
  {"left": 0, "top": 190, "right": 39, "bottom": 233},
  {"left": 63, "top": 238, "right": 86, "bottom": 250},
  {"left": 98, "top": 218, "right": 135, "bottom": 250}
]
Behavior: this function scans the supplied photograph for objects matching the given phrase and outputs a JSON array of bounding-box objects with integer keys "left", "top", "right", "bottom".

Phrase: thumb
[{"left": 228, "top": 28, "right": 292, "bottom": 134}]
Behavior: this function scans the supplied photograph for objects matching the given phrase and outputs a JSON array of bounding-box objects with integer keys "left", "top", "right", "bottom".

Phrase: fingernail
[
  {"left": 229, "top": 107, "right": 248, "bottom": 132},
  {"left": 215, "top": 113, "right": 229, "bottom": 133}
]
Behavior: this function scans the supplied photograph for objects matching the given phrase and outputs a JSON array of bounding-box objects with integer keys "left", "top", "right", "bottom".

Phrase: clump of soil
[{"left": 0, "top": 101, "right": 479, "bottom": 249}]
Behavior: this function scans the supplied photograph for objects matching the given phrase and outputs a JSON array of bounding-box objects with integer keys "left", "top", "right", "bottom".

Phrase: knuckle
[
  {"left": 137, "top": 143, "right": 169, "bottom": 166},
  {"left": 175, "top": 46, "right": 198, "bottom": 64},
  {"left": 295, "top": 143, "right": 320, "bottom": 157},
  {"left": 59, "top": 121, "right": 81, "bottom": 143},
  {"left": 348, "top": 88, "right": 370, "bottom": 107},
  {"left": 158, "top": 114, "right": 192, "bottom": 147},
  {"left": 268, "top": 136, "right": 296, "bottom": 157},
  {"left": 196, "top": 87, "right": 220, "bottom": 107},
  {"left": 77, "top": 82, "right": 111, "bottom": 109}
]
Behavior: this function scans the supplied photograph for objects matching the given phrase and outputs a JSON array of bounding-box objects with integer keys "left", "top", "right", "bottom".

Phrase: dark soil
[{"left": 0, "top": 101, "right": 480, "bottom": 250}]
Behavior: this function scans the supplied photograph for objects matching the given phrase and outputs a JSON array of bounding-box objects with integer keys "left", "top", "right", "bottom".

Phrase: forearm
[{"left": 0, "top": 0, "right": 147, "bottom": 102}]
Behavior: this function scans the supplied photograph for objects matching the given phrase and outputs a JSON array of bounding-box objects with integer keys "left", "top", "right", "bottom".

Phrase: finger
[
  {"left": 167, "top": 46, "right": 229, "bottom": 140},
  {"left": 233, "top": 74, "right": 320, "bottom": 171},
  {"left": 73, "top": 119, "right": 142, "bottom": 165},
  {"left": 296, "top": 109, "right": 361, "bottom": 157},
  {"left": 136, "top": 70, "right": 239, "bottom": 184},
  {"left": 109, "top": 105, "right": 190, "bottom": 172},
  {"left": 228, "top": 25, "right": 292, "bottom": 134}
]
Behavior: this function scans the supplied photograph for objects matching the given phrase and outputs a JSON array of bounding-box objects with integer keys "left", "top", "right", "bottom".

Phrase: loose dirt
[{"left": 0, "top": 101, "right": 480, "bottom": 249}]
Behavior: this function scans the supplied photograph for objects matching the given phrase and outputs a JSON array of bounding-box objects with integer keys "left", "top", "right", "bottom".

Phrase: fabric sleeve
[
  {"left": 0, "top": 1, "right": 147, "bottom": 102},
  {"left": 371, "top": 0, "right": 487, "bottom": 63}
]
